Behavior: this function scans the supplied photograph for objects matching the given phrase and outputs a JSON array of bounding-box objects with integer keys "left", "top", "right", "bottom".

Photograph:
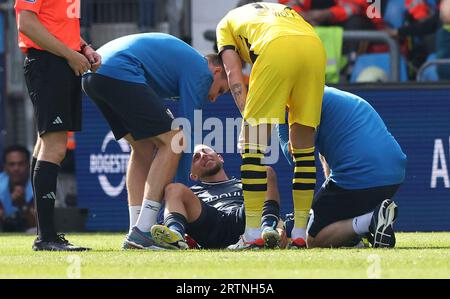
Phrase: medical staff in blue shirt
[
  {"left": 82, "top": 33, "right": 229, "bottom": 249},
  {"left": 278, "top": 86, "right": 406, "bottom": 248}
]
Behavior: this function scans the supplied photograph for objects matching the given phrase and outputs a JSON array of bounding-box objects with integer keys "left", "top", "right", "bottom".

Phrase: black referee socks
[{"left": 34, "top": 160, "right": 59, "bottom": 241}]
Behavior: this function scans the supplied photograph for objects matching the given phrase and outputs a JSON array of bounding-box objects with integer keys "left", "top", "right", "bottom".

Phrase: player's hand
[
  {"left": 66, "top": 51, "right": 91, "bottom": 76},
  {"left": 82, "top": 46, "right": 102, "bottom": 73},
  {"left": 11, "top": 185, "right": 26, "bottom": 206}
]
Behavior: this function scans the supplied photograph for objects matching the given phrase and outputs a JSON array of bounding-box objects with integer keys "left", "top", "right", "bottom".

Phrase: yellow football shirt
[{"left": 216, "top": 2, "right": 317, "bottom": 64}]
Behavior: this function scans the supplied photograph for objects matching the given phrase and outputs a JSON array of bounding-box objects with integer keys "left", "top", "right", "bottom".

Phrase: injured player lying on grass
[{"left": 127, "top": 144, "right": 287, "bottom": 250}]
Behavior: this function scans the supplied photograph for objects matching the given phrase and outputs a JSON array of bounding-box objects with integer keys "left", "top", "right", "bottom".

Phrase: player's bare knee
[
  {"left": 52, "top": 147, "right": 67, "bottom": 163},
  {"left": 41, "top": 140, "right": 67, "bottom": 162},
  {"left": 164, "top": 183, "right": 189, "bottom": 201},
  {"left": 164, "top": 183, "right": 181, "bottom": 197},
  {"left": 41, "top": 131, "right": 67, "bottom": 150}
]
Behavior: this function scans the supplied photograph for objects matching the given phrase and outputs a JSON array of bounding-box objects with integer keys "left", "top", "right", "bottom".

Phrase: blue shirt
[
  {"left": 96, "top": 33, "right": 214, "bottom": 185},
  {"left": 0, "top": 172, "right": 33, "bottom": 217},
  {"left": 279, "top": 87, "right": 407, "bottom": 189}
]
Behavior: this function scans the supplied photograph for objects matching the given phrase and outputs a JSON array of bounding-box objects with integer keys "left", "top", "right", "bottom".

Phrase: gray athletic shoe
[{"left": 124, "top": 226, "right": 165, "bottom": 250}]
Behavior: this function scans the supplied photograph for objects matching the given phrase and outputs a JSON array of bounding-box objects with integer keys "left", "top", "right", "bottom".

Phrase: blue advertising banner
[
  {"left": 349, "top": 86, "right": 450, "bottom": 231},
  {"left": 75, "top": 96, "right": 131, "bottom": 231},
  {"left": 76, "top": 85, "right": 450, "bottom": 232}
]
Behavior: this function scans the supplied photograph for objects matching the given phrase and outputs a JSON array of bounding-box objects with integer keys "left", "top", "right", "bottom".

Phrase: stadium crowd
[{"left": 277, "top": 0, "right": 450, "bottom": 82}]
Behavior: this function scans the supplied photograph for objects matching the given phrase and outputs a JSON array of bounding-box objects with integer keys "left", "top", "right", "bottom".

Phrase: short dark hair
[
  {"left": 205, "top": 53, "right": 227, "bottom": 78},
  {"left": 2, "top": 145, "right": 30, "bottom": 164},
  {"left": 205, "top": 53, "right": 224, "bottom": 68}
]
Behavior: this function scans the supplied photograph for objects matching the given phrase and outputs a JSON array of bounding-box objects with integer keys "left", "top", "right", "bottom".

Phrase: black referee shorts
[
  {"left": 82, "top": 73, "right": 174, "bottom": 141},
  {"left": 308, "top": 179, "right": 401, "bottom": 238},
  {"left": 24, "top": 49, "right": 82, "bottom": 136}
]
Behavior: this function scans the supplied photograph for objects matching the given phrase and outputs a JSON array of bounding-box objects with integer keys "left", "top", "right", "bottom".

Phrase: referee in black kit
[{"left": 15, "top": 0, "right": 101, "bottom": 251}]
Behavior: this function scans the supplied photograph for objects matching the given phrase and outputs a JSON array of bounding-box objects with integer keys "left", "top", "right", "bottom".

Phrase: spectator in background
[
  {"left": 442, "top": 0, "right": 450, "bottom": 22},
  {"left": 437, "top": 0, "right": 450, "bottom": 79},
  {"left": 279, "top": 0, "right": 384, "bottom": 30},
  {"left": 0, "top": 145, "right": 35, "bottom": 232},
  {"left": 166, "top": 0, "right": 191, "bottom": 44},
  {"left": 384, "top": 0, "right": 440, "bottom": 78},
  {"left": 280, "top": 0, "right": 385, "bottom": 80}
]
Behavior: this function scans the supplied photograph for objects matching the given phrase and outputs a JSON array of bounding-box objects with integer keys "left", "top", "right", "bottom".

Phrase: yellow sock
[
  {"left": 292, "top": 146, "right": 316, "bottom": 229},
  {"left": 241, "top": 143, "right": 267, "bottom": 228}
]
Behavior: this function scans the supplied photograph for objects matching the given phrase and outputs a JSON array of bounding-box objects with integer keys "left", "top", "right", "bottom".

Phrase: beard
[{"left": 200, "top": 161, "right": 223, "bottom": 178}]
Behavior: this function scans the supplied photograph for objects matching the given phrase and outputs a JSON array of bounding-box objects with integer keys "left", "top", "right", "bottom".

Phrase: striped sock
[
  {"left": 261, "top": 200, "right": 280, "bottom": 229},
  {"left": 241, "top": 143, "right": 267, "bottom": 230},
  {"left": 292, "top": 147, "right": 316, "bottom": 238},
  {"left": 164, "top": 212, "right": 187, "bottom": 237}
]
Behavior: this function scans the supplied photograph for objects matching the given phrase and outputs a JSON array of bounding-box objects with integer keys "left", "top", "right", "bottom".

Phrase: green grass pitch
[{"left": 0, "top": 232, "right": 449, "bottom": 279}]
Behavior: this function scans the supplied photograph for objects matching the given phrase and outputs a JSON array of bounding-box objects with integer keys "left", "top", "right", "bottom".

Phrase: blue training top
[
  {"left": 0, "top": 172, "right": 33, "bottom": 217},
  {"left": 279, "top": 86, "right": 407, "bottom": 189},
  {"left": 96, "top": 33, "right": 214, "bottom": 185}
]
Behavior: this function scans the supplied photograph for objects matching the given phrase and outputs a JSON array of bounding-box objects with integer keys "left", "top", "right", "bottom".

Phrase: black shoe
[
  {"left": 32, "top": 234, "right": 91, "bottom": 251},
  {"left": 368, "top": 199, "right": 398, "bottom": 248}
]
